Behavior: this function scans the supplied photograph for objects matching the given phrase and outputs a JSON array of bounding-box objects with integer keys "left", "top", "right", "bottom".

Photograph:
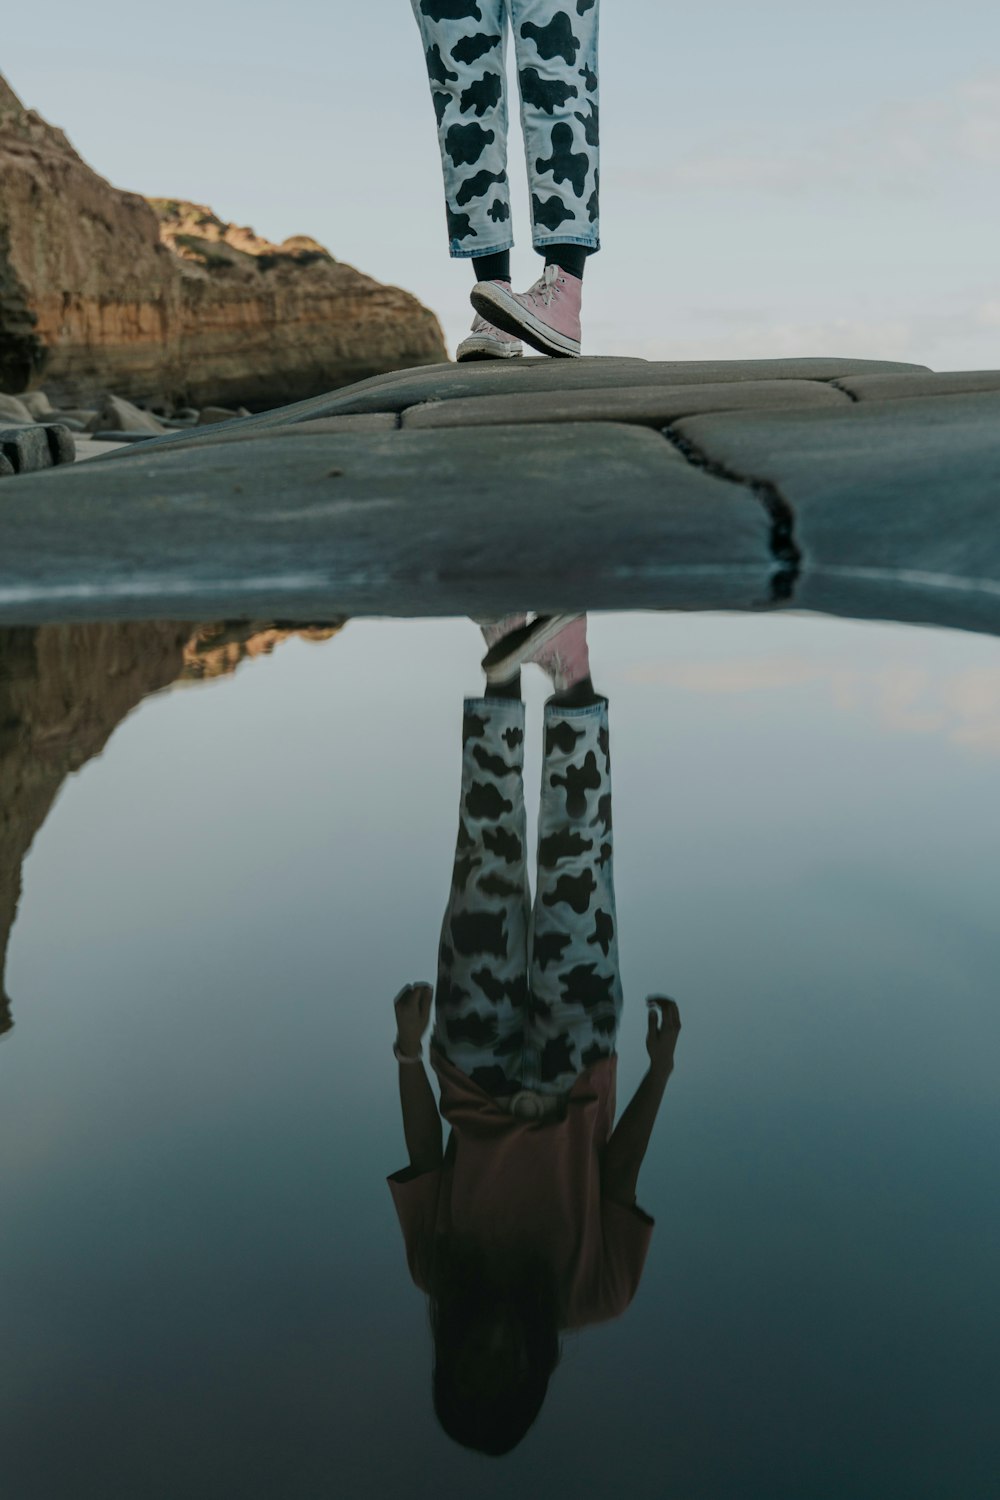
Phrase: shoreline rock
[{"left": 0, "top": 71, "right": 447, "bottom": 409}]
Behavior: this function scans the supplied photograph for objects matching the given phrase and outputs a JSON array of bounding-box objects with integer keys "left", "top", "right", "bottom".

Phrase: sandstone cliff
[
  {"left": 0, "top": 620, "right": 340, "bottom": 1025},
  {"left": 0, "top": 72, "right": 446, "bottom": 408}
]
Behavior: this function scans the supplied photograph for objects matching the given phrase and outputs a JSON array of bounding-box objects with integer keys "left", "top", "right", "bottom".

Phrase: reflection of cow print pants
[
  {"left": 410, "top": 0, "right": 600, "bottom": 258},
  {"left": 433, "top": 695, "right": 621, "bottom": 1097}
]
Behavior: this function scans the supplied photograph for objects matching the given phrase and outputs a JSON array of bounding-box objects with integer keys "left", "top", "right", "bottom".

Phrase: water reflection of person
[{"left": 388, "top": 614, "right": 681, "bottom": 1456}]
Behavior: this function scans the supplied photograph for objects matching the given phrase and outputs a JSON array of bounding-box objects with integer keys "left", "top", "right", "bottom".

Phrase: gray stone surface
[
  {"left": 53, "top": 408, "right": 99, "bottom": 427},
  {"left": 73, "top": 438, "right": 130, "bottom": 461},
  {"left": 0, "top": 424, "right": 776, "bottom": 623},
  {"left": 152, "top": 412, "right": 399, "bottom": 455},
  {"left": 836, "top": 369, "right": 1000, "bottom": 401},
  {"left": 404, "top": 379, "right": 850, "bottom": 430},
  {"left": 19, "top": 390, "right": 54, "bottom": 419},
  {"left": 0, "top": 422, "right": 76, "bottom": 474},
  {"left": 1, "top": 424, "right": 51, "bottom": 474},
  {"left": 4, "top": 355, "right": 999, "bottom": 641},
  {"left": 103, "top": 356, "right": 929, "bottom": 461},
  {"left": 674, "top": 393, "right": 1000, "bottom": 635},
  {"left": 86, "top": 394, "right": 166, "bottom": 435},
  {"left": 293, "top": 356, "right": 930, "bottom": 420},
  {"left": 47, "top": 424, "right": 76, "bottom": 467},
  {"left": 0, "top": 393, "right": 33, "bottom": 424},
  {"left": 197, "top": 406, "right": 241, "bottom": 425}
]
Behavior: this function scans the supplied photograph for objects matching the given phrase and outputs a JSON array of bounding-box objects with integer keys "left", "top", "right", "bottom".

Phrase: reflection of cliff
[
  {"left": 0, "top": 619, "right": 340, "bottom": 1029},
  {"left": 181, "top": 621, "right": 342, "bottom": 681}
]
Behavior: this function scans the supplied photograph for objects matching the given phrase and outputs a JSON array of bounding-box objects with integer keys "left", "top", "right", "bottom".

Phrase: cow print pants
[
  {"left": 433, "top": 694, "right": 622, "bottom": 1097},
  {"left": 410, "top": 0, "right": 600, "bottom": 259}
]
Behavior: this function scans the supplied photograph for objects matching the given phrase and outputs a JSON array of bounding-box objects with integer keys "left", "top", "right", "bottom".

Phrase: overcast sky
[{"left": 4, "top": 2, "right": 999, "bottom": 368}]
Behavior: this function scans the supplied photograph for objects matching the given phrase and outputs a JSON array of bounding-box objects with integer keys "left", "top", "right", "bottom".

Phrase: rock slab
[
  {"left": 403, "top": 378, "right": 852, "bottom": 429},
  {"left": 0, "top": 424, "right": 776, "bottom": 622},
  {"left": 675, "top": 393, "right": 1000, "bottom": 635}
]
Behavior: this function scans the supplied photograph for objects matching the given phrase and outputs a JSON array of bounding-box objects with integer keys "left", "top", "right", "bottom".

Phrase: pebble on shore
[{"left": 0, "top": 389, "right": 249, "bottom": 474}]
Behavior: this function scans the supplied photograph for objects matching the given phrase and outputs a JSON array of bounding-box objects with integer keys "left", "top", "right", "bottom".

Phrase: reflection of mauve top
[{"left": 387, "top": 1050, "right": 654, "bottom": 1331}]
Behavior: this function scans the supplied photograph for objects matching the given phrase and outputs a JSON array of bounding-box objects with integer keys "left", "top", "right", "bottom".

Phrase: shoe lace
[{"left": 527, "top": 262, "right": 561, "bottom": 308}]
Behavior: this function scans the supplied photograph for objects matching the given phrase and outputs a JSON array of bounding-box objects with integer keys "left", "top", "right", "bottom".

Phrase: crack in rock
[
  {"left": 660, "top": 424, "right": 801, "bottom": 603},
  {"left": 827, "top": 379, "right": 860, "bottom": 403}
]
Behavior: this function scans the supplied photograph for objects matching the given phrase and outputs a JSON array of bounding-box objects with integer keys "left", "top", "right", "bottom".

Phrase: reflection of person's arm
[
  {"left": 602, "top": 1063, "right": 670, "bottom": 1207},
  {"left": 603, "top": 998, "right": 681, "bottom": 1206},
  {"left": 398, "top": 1059, "right": 443, "bottom": 1174}
]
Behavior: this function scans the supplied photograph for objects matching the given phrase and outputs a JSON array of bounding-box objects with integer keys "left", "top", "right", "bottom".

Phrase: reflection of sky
[
  {"left": 1, "top": 613, "right": 998, "bottom": 1498},
  {"left": 5, "top": 3, "right": 1000, "bottom": 368}
]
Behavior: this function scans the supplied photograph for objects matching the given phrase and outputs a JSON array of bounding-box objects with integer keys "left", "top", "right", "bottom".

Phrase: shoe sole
[
  {"left": 470, "top": 283, "right": 582, "bottom": 359},
  {"left": 456, "top": 334, "right": 523, "bottom": 362},
  {"left": 482, "top": 614, "right": 584, "bottom": 682}
]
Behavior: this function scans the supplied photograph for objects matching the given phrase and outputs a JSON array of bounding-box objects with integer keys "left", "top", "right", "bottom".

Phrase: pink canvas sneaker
[
  {"left": 474, "top": 612, "right": 528, "bottom": 648},
  {"left": 456, "top": 297, "right": 524, "bottom": 362},
  {"left": 471, "top": 264, "right": 582, "bottom": 358},
  {"left": 482, "top": 614, "right": 587, "bottom": 687}
]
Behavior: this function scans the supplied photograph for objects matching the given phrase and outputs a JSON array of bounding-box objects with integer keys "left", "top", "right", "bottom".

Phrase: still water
[{"left": 1, "top": 612, "right": 998, "bottom": 1499}]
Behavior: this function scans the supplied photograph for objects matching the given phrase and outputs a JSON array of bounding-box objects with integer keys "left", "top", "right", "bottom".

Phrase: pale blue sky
[{"left": 4, "top": 2, "right": 999, "bottom": 367}]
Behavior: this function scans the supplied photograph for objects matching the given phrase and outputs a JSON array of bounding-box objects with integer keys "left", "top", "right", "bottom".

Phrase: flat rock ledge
[{"left": 2, "top": 354, "right": 1000, "bottom": 639}]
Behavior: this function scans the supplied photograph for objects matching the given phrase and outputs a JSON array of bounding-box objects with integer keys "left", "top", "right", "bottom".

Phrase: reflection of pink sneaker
[
  {"left": 483, "top": 614, "right": 588, "bottom": 688},
  {"left": 456, "top": 295, "right": 524, "bottom": 362},
  {"left": 474, "top": 612, "right": 528, "bottom": 648},
  {"left": 471, "top": 264, "right": 582, "bottom": 358}
]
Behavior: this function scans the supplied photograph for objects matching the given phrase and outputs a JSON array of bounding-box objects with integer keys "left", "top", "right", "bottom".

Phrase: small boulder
[
  {"left": 0, "top": 392, "right": 33, "bottom": 423},
  {"left": 55, "top": 408, "right": 100, "bottom": 426},
  {"left": 46, "top": 424, "right": 76, "bottom": 466},
  {"left": 0, "top": 422, "right": 77, "bottom": 475},
  {"left": 197, "top": 406, "right": 240, "bottom": 425},
  {"left": 86, "top": 394, "right": 167, "bottom": 435},
  {"left": 20, "top": 390, "right": 54, "bottom": 419}
]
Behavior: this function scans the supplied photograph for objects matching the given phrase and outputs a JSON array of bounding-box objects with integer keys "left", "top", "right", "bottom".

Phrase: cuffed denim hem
[
  {"left": 533, "top": 235, "right": 600, "bottom": 253},
  {"left": 464, "top": 694, "right": 525, "bottom": 716},
  {"left": 543, "top": 696, "right": 608, "bottom": 719},
  {"left": 449, "top": 239, "right": 515, "bottom": 260}
]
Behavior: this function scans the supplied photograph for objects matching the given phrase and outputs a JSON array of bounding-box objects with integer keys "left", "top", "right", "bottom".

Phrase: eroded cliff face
[
  {"left": 0, "top": 621, "right": 192, "bottom": 1019},
  {"left": 0, "top": 620, "right": 339, "bottom": 1024},
  {"left": 0, "top": 72, "right": 446, "bottom": 408}
]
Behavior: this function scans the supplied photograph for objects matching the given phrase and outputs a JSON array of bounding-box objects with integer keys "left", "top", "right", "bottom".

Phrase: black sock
[
  {"left": 472, "top": 250, "right": 511, "bottom": 283},
  {"left": 485, "top": 673, "right": 522, "bottom": 701},
  {"left": 552, "top": 675, "right": 602, "bottom": 707},
  {"left": 544, "top": 245, "right": 588, "bottom": 281}
]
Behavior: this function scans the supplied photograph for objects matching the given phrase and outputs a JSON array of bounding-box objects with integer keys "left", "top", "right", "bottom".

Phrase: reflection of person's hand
[
  {"left": 646, "top": 996, "right": 681, "bottom": 1077},
  {"left": 394, "top": 982, "right": 433, "bottom": 1056}
]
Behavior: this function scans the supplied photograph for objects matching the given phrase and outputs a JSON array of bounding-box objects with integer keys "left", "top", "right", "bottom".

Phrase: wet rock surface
[{"left": 1, "top": 353, "right": 998, "bottom": 638}]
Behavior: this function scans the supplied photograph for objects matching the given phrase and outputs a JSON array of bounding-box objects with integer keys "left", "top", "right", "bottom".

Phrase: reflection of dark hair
[
  {"left": 0, "top": 994, "right": 12, "bottom": 1040},
  {"left": 428, "top": 1234, "right": 562, "bottom": 1456}
]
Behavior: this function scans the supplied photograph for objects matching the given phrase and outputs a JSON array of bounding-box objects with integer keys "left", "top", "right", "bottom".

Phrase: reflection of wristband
[{"left": 393, "top": 1039, "right": 423, "bottom": 1065}]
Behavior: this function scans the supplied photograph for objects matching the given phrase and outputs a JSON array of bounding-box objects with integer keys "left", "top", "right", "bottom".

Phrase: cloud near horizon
[
  {"left": 621, "top": 70, "right": 1000, "bottom": 199},
  {"left": 625, "top": 655, "right": 1000, "bottom": 754}
]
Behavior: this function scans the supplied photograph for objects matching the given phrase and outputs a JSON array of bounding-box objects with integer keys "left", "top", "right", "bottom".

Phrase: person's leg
[
  {"left": 469, "top": 0, "right": 598, "bottom": 356},
  {"left": 433, "top": 695, "right": 531, "bottom": 1096},
  {"left": 515, "top": 0, "right": 600, "bottom": 260},
  {"left": 410, "top": 0, "right": 514, "bottom": 261},
  {"left": 527, "top": 683, "right": 622, "bottom": 1095},
  {"left": 544, "top": 243, "right": 588, "bottom": 280},
  {"left": 471, "top": 248, "right": 511, "bottom": 284}
]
